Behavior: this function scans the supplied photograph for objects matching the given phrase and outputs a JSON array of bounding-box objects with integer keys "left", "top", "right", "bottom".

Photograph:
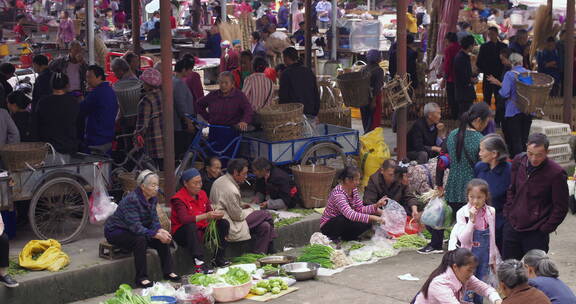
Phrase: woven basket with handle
[
  {"left": 0, "top": 142, "right": 49, "bottom": 171},
  {"left": 515, "top": 72, "right": 554, "bottom": 115},
  {"left": 258, "top": 103, "right": 304, "bottom": 141},
  {"left": 291, "top": 165, "right": 336, "bottom": 209}
]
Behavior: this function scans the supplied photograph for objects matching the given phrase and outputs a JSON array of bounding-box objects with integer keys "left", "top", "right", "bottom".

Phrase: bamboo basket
[
  {"left": 318, "top": 107, "right": 352, "bottom": 128},
  {"left": 336, "top": 71, "right": 371, "bottom": 107},
  {"left": 291, "top": 165, "right": 336, "bottom": 209},
  {"left": 258, "top": 103, "right": 304, "bottom": 141},
  {"left": 384, "top": 75, "right": 413, "bottom": 110},
  {"left": 0, "top": 142, "right": 48, "bottom": 171},
  {"left": 516, "top": 72, "right": 554, "bottom": 115}
]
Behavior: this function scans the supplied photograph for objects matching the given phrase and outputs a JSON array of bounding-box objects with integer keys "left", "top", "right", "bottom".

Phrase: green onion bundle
[
  {"left": 297, "top": 244, "right": 335, "bottom": 269},
  {"left": 205, "top": 220, "right": 220, "bottom": 250}
]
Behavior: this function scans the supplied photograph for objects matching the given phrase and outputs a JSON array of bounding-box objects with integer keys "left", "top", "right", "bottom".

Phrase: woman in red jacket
[{"left": 170, "top": 168, "right": 231, "bottom": 271}]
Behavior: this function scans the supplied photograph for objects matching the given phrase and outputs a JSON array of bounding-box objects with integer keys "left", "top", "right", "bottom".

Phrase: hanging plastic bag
[
  {"left": 19, "top": 239, "right": 70, "bottom": 271},
  {"left": 360, "top": 127, "right": 391, "bottom": 187},
  {"left": 380, "top": 199, "right": 407, "bottom": 236},
  {"left": 421, "top": 197, "right": 452, "bottom": 230},
  {"left": 89, "top": 163, "right": 117, "bottom": 224}
]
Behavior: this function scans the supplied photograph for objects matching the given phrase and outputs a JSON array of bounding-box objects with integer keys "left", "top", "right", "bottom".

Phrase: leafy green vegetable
[
  {"left": 275, "top": 217, "right": 303, "bottom": 228},
  {"left": 286, "top": 208, "right": 315, "bottom": 216},
  {"left": 188, "top": 273, "right": 223, "bottom": 287},
  {"left": 297, "top": 244, "right": 334, "bottom": 269},
  {"left": 222, "top": 267, "right": 251, "bottom": 286},
  {"left": 231, "top": 253, "right": 267, "bottom": 264},
  {"left": 250, "top": 287, "right": 268, "bottom": 295},
  {"left": 7, "top": 259, "right": 29, "bottom": 276},
  {"left": 393, "top": 235, "right": 428, "bottom": 249},
  {"left": 349, "top": 243, "right": 365, "bottom": 251},
  {"left": 261, "top": 264, "right": 279, "bottom": 272},
  {"left": 205, "top": 220, "right": 220, "bottom": 250},
  {"left": 104, "top": 284, "right": 151, "bottom": 304}
]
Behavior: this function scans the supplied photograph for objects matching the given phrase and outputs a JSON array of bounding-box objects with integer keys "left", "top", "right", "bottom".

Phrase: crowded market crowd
[{"left": 0, "top": 0, "right": 574, "bottom": 303}]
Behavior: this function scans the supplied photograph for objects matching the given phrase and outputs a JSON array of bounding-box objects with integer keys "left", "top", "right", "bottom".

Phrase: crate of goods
[
  {"left": 530, "top": 120, "right": 572, "bottom": 146},
  {"left": 258, "top": 103, "right": 304, "bottom": 141},
  {"left": 291, "top": 165, "right": 336, "bottom": 209},
  {"left": 548, "top": 144, "right": 572, "bottom": 164}
]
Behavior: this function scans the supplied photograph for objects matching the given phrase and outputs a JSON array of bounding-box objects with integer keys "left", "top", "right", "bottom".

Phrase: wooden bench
[{"left": 99, "top": 241, "right": 131, "bottom": 260}]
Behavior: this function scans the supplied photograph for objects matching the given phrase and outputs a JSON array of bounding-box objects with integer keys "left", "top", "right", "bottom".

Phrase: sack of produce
[
  {"left": 421, "top": 197, "right": 453, "bottom": 230},
  {"left": 380, "top": 199, "right": 407, "bottom": 237},
  {"left": 360, "top": 128, "right": 391, "bottom": 187}
]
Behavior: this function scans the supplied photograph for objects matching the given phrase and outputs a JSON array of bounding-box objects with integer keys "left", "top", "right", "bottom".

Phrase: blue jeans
[{"left": 464, "top": 228, "right": 490, "bottom": 304}]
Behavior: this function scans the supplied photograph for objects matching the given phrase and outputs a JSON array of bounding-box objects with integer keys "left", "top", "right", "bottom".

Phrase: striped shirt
[
  {"left": 320, "top": 185, "right": 378, "bottom": 227},
  {"left": 242, "top": 72, "right": 274, "bottom": 112}
]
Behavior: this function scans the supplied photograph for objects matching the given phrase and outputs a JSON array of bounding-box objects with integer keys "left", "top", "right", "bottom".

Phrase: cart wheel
[
  {"left": 300, "top": 142, "right": 349, "bottom": 171},
  {"left": 29, "top": 177, "right": 89, "bottom": 244}
]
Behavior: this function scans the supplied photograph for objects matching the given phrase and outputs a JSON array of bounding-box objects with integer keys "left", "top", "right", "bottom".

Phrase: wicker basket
[
  {"left": 113, "top": 80, "right": 142, "bottom": 118},
  {"left": 318, "top": 107, "right": 352, "bottom": 128},
  {"left": 336, "top": 71, "right": 371, "bottom": 108},
  {"left": 258, "top": 103, "right": 304, "bottom": 141},
  {"left": 0, "top": 142, "right": 48, "bottom": 171},
  {"left": 516, "top": 72, "right": 554, "bottom": 115},
  {"left": 291, "top": 165, "right": 336, "bottom": 209}
]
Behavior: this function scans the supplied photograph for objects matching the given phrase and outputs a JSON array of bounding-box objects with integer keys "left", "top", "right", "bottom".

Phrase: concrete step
[{"left": 0, "top": 214, "right": 321, "bottom": 304}]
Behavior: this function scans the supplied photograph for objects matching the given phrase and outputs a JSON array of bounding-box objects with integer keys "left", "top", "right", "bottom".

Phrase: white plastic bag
[
  {"left": 349, "top": 246, "right": 374, "bottom": 262},
  {"left": 176, "top": 285, "right": 214, "bottom": 304},
  {"left": 142, "top": 282, "right": 176, "bottom": 297},
  {"left": 421, "top": 197, "right": 452, "bottom": 230},
  {"left": 89, "top": 163, "right": 117, "bottom": 224},
  {"left": 380, "top": 199, "right": 407, "bottom": 236}
]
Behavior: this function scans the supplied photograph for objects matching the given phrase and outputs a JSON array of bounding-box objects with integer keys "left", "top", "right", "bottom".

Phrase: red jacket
[
  {"left": 505, "top": 154, "right": 569, "bottom": 233},
  {"left": 443, "top": 42, "right": 461, "bottom": 83},
  {"left": 170, "top": 187, "right": 212, "bottom": 235}
]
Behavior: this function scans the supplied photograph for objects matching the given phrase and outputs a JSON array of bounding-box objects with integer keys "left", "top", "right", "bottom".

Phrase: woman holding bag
[{"left": 418, "top": 102, "right": 492, "bottom": 255}]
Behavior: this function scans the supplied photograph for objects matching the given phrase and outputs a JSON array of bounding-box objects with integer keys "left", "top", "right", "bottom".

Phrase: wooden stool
[{"left": 99, "top": 241, "right": 131, "bottom": 260}]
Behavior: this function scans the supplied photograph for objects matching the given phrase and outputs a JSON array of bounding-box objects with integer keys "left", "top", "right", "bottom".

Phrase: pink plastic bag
[{"left": 89, "top": 163, "right": 117, "bottom": 224}]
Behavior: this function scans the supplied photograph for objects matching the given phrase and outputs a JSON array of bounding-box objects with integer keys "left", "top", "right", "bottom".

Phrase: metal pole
[
  {"left": 304, "top": 0, "right": 312, "bottom": 68},
  {"left": 396, "top": 0, "right": 407, "bottom": 160},
  {"left": 563, "top": 0, "right": 574, "bottom": 125},
  {"left": 331, "top": 0, "right": 337, "bottom": 60},
  {"left": 132, "top": 0, "right": 141, "bottom": 55},
  {"left": 161, "top": 0, "right": 175, "bottom": 199},
  {"left": 86, "top": 0, "right": 95, "bottom": 64},
  {"left": 221, "top": 0, "right": 227, "bottom": 23}
]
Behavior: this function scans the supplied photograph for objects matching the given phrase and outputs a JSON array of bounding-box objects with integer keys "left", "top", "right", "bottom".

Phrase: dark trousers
[
  {"left": 174, "top": 220, "right": 230, "bottom": 262},
  {"left": 174, "top": 131, "right": 194, "bottom": 161},
  {"left": 446, "top": 82, "right": 458, "bottom": 120},
  {"left": 427, "top": 202, "right": 465, "bottom": 249},
  {"left": 0, "top": 232, "right": 8, "bottom": 268},
  {"left": 320, "top": 215, "right": 372, "bottom": 241},
  {"left": 502, "top": 222, "right": 550, "bottom": 260},
  {"left": 106, "top": 230, "right": 174, "bottom": 281},
  {"left": 360, "top": 104, "right": 373, "bottom": 134},
  {"left": 504, "top": 113, "right": 532, "bottom": 158},
  {"left": 246, "top": 210, "right": 276, "bottom": 254},
  {"left": 483, "top": 80, "right": 505, "bottom": 125}
]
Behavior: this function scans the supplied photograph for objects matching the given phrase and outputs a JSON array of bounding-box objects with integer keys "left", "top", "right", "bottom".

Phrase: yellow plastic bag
[
  {"left": 360, "top": 127, "right": 391, "bottom": 187},
  {"left": 19, "top": 239, "right": 70, "bottom": 272}
]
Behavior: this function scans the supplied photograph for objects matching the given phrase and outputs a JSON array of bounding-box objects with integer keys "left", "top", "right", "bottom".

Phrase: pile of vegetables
[
  {"left": 188, "top": 267, "right": 251, "bottom": 287},
  {"left": 275, "top": 217, "right": 303, "bottom": 228},
  {"left": 349, "top": 243, "right": 365, "bottom": 251},
  {"left": 104, "top": 284, "right": 151, "bottom": 304},
  {"left": 205, "top": 220, "right": 220, "bottom": 250},
  {"left": 231, "top": 253, "right": 267, "bottom": 264},
  {"left": 297, "top": 244, "right": 334, "bottom": 269},
  {"left": 250, "top": 278, "right": 288, "bottom": 296},
  {"left": 392, "top": 234, "right": 428, "bottom": 249}
]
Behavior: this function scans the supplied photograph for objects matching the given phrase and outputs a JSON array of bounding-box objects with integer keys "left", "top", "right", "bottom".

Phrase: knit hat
[
  {"left": 232, "top": 39, "right": 241, "bottom": 46},
  {"left": 181, "top": 168, "right": 200, "bottom": 183},
  {"left": 140, "top": 68, "right": 161, "bottom": 87},
  {"left": 366, "top": 49, "right": 381, "bottom": 64}
]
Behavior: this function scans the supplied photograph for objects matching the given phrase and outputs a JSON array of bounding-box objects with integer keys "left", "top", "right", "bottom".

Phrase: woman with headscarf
[
  {"left": 135, "top": 69, "right": 164, "bottom": 167},
  {"left": 359, "top": 49, "right": 384, "bottom": 133},
  {"left": 105, "top": 170, "right": 180, "bottom": 288}
]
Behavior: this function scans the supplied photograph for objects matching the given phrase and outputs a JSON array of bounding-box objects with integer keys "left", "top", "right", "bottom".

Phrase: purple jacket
[
  {"left": 197, "top": 88, "right": 253, "bottom": 126},
  {"left": 505, "top": 154, "right": 569, "bottom": 233}
]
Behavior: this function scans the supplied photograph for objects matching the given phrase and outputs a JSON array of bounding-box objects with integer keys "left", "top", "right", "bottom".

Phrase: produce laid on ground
[
  {"left": 250, "top": 278, "right": 289, "bottom": 296},
  {"left": 231, "top": 253, "right": 267, "bottom": 265},
  {"left": 104, "top": 284, "right": 152, "bottom": 304},
  {"left": 392, "top": 234, "right": 429, "bottom": 249},
  {"left": 296, "top": 244, "right": 335, "bottom": 269},
  {"left": 188, "top": 267, "right": 252, "bottom": 287}
]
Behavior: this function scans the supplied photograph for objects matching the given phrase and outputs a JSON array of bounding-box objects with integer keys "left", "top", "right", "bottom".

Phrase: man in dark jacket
[
  {"left": 407, "top": 102, "right": 444, "bottom": 164},
  {"left": 454, "top": 35, "right": 477, "bottom": 116},
  {"left": 251, "top": 157, "right": 296, "bottom": 210},
  {"left": 278, "top": 47, "right": 320, "bottom": 118},
  {"left": 31, "top": 55, "right": 53, "bottom": 113},
  {"left": 363, "top": 159, "right": 420, "bottom": 217},
  {"left": 476, "top": 26, "right": 507, "bottom": 124},
  {"left": 503, "top": 133, "right": 569, "bottom": 260},
  {"left": 49, "top": 41, "right": 88, "bottom": 95}
]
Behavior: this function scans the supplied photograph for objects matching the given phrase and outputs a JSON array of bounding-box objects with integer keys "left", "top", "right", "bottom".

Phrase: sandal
[
  {"left": 136, "top": 278, "right": 153, "bottom": 288},
  {"left": 164, "top": 273, "right": 181, "bottom": 282}
]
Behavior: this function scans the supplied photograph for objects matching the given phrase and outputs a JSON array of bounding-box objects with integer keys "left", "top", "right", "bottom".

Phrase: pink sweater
[
  {"left": 414, "top": 267, "right": 501, "bottom": 303},
  {"left": 448, "top": 204, "right": 501, "bottom": 267},
  {"left": 320, "top": 185, "right": 377, "bottom": 227}
]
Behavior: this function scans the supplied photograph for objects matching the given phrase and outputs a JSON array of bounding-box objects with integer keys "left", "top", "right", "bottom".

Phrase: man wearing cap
[{"left": 170, "top": 168, "right": 231, "bottom": 269}]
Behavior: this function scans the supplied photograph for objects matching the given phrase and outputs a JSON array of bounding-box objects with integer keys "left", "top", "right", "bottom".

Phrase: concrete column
[
  {"left": 563, "top": 0, "right": 574, "bottom": 125},
  {"left": 221, "top": 0, "right": 227, "bottom": 23},
  {"left": 160, "top": 0, "right": 175, "bottom": 198}
]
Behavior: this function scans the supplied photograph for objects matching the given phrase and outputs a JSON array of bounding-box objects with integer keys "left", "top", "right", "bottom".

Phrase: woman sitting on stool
[
  {"left": 170, "top": 168, "right": 230, "bottom": 270},
  {"left": 104, "top": 170, "right": 180, "bottom": 288},
  {"left": 320, "top": 166, "right": 386, "bottom": 241}
]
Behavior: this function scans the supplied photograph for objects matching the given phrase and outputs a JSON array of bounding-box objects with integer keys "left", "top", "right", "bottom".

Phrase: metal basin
[
  {"left": 258, "top": 255, "right": 296, "bottom": 266},
  {"left": 281, "top": 262, "right": 320, "bottom": 281}
]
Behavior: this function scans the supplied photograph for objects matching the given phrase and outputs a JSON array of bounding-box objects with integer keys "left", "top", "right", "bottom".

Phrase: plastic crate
[
  {"left": 548, "top": 144, "right": 572, "bottom": 163},
  {"left": 530, "top": 120, "right": 572, "bottom": 145}
]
